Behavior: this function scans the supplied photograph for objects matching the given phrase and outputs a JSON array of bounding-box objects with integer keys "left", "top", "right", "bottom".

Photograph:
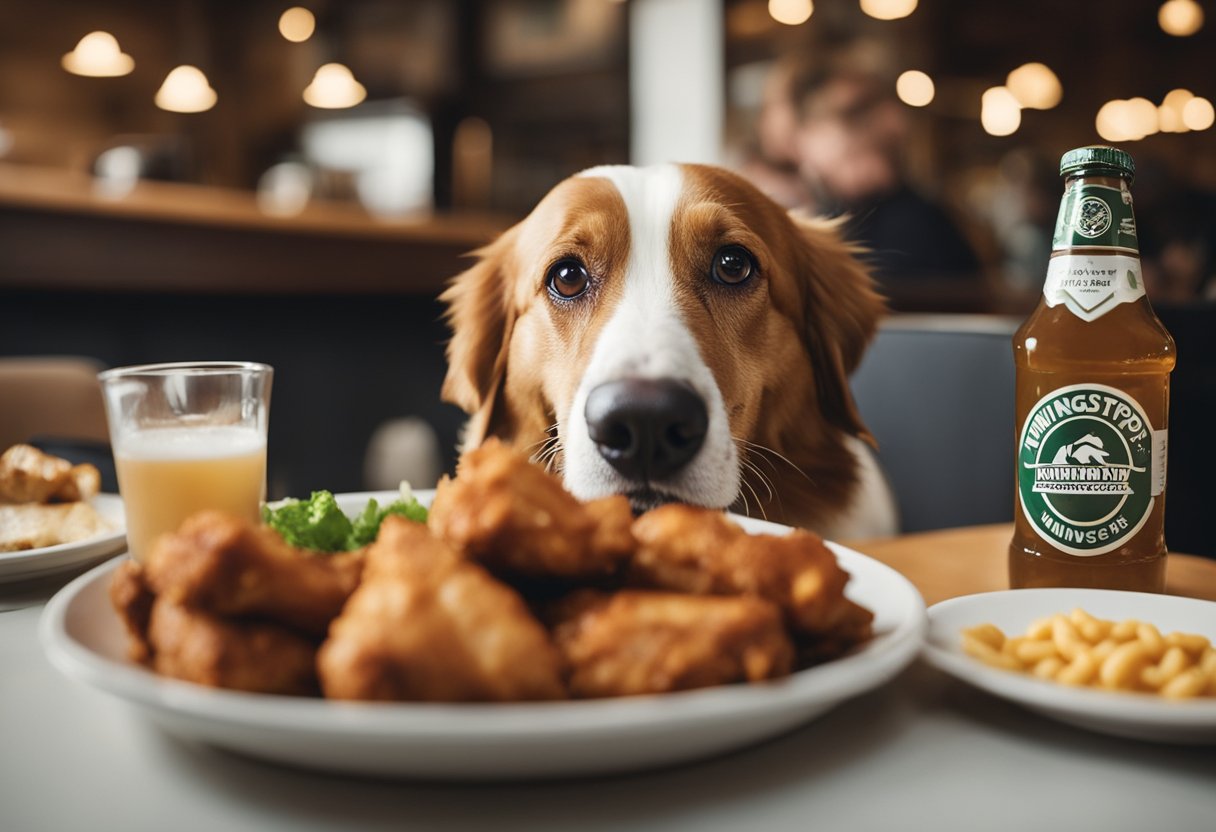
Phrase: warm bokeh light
[
  {"left": 1182, "top": 96, "right": 1215, "bottom": 130},
  {"left": 1095, "top": 102, "right": 1121, "bottom": 141},
  {"left": 154, "top": 66, "right": 217, "bottom": 113},
  {"left": 768, "top": 0, "right": 813, "bottom": 25},
  {"left": 1005, "top": 63, "right": 1062, "bottom": 110},
  {"left": 1158, "top": 0, "right": 1204, "bottom": 36},
  {"left": 1095, "top": 98, "right": 1159, "bottom": 142},
  {"left": 980, "top": 86, "right": 1021, "bottom": 136},
  {"left": 1127, "top": 97, "right": 1160, "bottom": 138},
  {"left": 860, "top": 0, "right": 918, "bottom": 21},
  {"left": 279, "top": 7, "right": 316, "bottom": 43},
  {"left": 302, "top": 63, "right": 367, "bottom": 109},
  {"left": 1158, "top": 104, "right": 1184, "bottom": 132},
  {"left": 1159, "top": 88, "right": 1194, "bottom": 132},
  {"left": 895, "top": 70, "right": 934, "bottom": 107},
  {"left": 61, "top": 31, "right": 134, "bottom": 77}
]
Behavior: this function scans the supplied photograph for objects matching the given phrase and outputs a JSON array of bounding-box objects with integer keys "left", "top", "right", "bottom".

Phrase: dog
[{"left": 439, "top": 163, "right": 897, "bottom": 540}]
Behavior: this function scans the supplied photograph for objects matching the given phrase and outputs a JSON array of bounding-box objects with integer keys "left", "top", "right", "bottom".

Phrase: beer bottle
[{"left": 1009, "top": 146, "right": 1175, "bottom": 591}]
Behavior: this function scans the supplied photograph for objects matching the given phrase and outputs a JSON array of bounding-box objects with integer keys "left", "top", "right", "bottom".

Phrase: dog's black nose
[{"left": 584, "top": 379, "right": 708, "bottom": 481}]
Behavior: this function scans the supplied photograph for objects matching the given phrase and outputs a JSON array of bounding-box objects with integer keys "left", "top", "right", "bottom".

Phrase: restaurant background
[{"left": 2, "top": 0, "right": 1213, "bottom": 553}]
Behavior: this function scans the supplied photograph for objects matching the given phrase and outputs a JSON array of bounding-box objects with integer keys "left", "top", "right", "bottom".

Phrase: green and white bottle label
[
  {"left": 1043, "top": 253, "right": 1145, "bottom": 322},
  {"left": 1052, "top": 183, "right": 1138, "bottom": 252},
  {"left": 1018, "top": 384, "right": 1164, "bottom": 556},
  {"left": 1047, "top": 183, "right": 1144, "bottom": 321}
]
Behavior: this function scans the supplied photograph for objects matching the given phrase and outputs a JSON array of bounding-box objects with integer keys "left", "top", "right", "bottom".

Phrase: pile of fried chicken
[{"left": 111, "top": 439, "right": 873, "bottom": 701}]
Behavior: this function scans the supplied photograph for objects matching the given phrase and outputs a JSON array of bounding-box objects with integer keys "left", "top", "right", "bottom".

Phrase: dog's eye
[
  {"left": 710, "top": 245, "right": 757, "bottom": 286},
  {"left": 546, "top": 258, "right": 590, "bottom": 300}
]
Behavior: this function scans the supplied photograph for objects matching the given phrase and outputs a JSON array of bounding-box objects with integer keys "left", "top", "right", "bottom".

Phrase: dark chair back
[
  {"left": 1155, "top": 302, "right": 1216, "bottom": 558},
  {"left": 851, "top": 315, "right": 1019, "bottom": 533}
]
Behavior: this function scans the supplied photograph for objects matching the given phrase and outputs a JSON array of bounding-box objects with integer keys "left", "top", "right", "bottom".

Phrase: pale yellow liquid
[{"left": 115, "top": 427, "right": 266, "bottom": 562}]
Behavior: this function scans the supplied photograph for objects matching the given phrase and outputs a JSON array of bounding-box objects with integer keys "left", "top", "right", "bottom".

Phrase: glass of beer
[{"left": 99, "top": 361, "right": 272, "bottom": 563}]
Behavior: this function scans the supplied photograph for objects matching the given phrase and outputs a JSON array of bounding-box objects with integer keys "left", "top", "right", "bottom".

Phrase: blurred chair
[
  {"left": 0, "top": 356, "right": 116, "bottom": 490},
  {"left": 851, "top": 315, "right": 1019, "bottom": 533}
]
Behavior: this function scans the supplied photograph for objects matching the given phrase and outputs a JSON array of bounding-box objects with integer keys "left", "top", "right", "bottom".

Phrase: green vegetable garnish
[{"left": 262, "top": 484, "right": 427, "bottom": 553}]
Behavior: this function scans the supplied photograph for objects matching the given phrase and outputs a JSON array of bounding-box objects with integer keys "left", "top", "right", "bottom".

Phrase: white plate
[
  {"left": 0, "top": 494, "right": 126, "bottom": 584},
  {"left": 40, "top": 493, "right": 926, "bottom": 780},
  {"left": 923, "top": 588, "right": 1216, "bottom": 744}
]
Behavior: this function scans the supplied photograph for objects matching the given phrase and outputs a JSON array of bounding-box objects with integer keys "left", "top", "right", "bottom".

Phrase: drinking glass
[{"left": 98, "top": 361, "right": 272, "bottom": 562}]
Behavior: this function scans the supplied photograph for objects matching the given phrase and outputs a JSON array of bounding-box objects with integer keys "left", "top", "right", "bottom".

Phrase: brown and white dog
[{"left": 440, "top": 163, "right": 897, "bottom": 539}]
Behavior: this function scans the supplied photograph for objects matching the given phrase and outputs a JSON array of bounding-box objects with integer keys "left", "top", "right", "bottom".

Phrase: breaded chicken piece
[
  {"left": 52, "top": 463, "right": 101, "bottom": 502},
  {"left": 318, "top": 516, "right": 566, "bottom": 702},
  {"left": 630, "top": 504, "right": 872, "bottom": 640},
  {"left": 144, "top": 511, "right": 364, "bottom": 636},
  {"left": 552, "top": 590, "right": 793, "bottom": 698},
  {"left": 796, "top": 598, "right": 876, "bottom": 666},
  {"left": 0, "top": 501, "right": 112, "bottom": 552},
  {"left": 0, "top": 444, "right": 73, "bottom": 503},
  {"left": 428, "top": 438, "right": 634, "bottom": 579},
  {"left": 148, "top": 596, "right": 319, "bottom": 695},
  {"left": 110, "top": 559, "right": 156, "bottom": 664}
]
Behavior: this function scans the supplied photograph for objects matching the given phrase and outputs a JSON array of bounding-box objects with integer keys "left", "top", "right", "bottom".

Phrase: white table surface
[{"left": 2, "top": 570, "right": 1214, "bottom": 832}]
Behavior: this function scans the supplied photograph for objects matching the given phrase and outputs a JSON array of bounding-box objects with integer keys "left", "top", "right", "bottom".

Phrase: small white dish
[
  {"left": 923, "top": 588, "right": 1216, "bottom": 744},
  {"left": 40, "top": 497, "right": 926, "bottom": 780},
  {"left": 0, "top": 494, "right": 127, "bottom": 584}
]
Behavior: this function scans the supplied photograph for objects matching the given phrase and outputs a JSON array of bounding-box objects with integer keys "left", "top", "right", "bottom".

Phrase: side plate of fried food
[
  {"left": 924, "top": 588, "right": 1216, "bottom": 744},
  {"left": 0, "top": 444, "right": 126, "bottom": 583},
  {"left": 40, "top": 440, "right": 926, "bottom": 780}
]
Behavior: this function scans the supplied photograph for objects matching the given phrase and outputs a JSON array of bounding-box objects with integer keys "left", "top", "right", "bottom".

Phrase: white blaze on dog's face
[
  {"left": 563, "top": 164, "right": 738, "bottom": 509},
  {"left": 441, "top": 163, "right": 882, "bottom": 525}
]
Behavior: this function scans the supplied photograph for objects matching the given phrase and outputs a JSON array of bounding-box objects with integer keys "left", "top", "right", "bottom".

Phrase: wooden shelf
[{"left": 0, "top": 165, "right": 510, "bottom": 295}]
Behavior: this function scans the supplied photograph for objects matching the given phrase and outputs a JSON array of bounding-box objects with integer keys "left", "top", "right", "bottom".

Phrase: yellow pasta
[{"left": 960, "top": 610, "right": 1216, "bottom": 699}]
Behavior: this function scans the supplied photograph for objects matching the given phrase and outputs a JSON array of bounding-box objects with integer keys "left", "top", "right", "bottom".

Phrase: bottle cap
[{"left": 1059, "top": 146, "right": 1136, "bottom": 181}]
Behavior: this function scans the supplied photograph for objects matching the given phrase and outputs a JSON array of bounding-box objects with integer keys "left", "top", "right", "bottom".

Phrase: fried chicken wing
[
  {"left": 144, "top": 511, "right": 364, "bottom": 636},
  {"left": 630, "top": 504, "right": 872, "bottom": 641},
  {"left": 147, "top": 596, "right": 319, "bottom": 695},
  {"left": 428, "top": 438, "right": 634, "bottom": 579},
  {"left": 0, "top": 444, "right": 72, "bottom": 503},
  {"left": 109, "top": 559, "right": 155, "bottom": 664},
  {"left": 552, "top": 590, "right": 793, "bottom": 698},
  {"left": 0, "top": 501, "right": 112, "bottom": 552},
  {"left": 796, "top": 598, "right": 876, "bottom": 666},
  {"left": 53, "top": 463, "right": 101, "bottom": 502},
  {"left": 318, "top": 516, "right": 565, "bottom": 702}
]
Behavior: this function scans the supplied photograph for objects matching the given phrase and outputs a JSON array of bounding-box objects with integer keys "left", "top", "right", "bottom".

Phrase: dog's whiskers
[
  {"left": 739, "top": 456, "right": 775, "bottom": 503},
  {"left": 732, "top": 441, "right": 775, "bottom": 522},
  {"left": 736, "top": 485, "right": 751, "bottom": 518},
  {"left": 529, "top": 423, "right": 565, "bottom": 475},
  {"left": 522, "top": 430, "right": 557, "bottom": 456},
  {"left": 737, "top": 437, "right": 814, "bottom": 486},
  {"left": 739, "top": 475, "right": 766, "bottom": 521}
]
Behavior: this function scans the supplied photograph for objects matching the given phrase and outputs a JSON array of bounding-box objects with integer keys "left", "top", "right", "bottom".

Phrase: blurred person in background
[
  {"left": 785, "top": 62, "right": 981, "bottom": 287},
  {"left": 734, "top": 56, "right": 815, "bottom": 209},
  {"left": 982, "top": 149, "right": 1057, "bottom": 297}
]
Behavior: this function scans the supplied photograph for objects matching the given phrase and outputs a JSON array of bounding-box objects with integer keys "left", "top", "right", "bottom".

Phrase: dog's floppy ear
[
  {"left": 440, "top": 228, "right": 518, "bottom": 445},
  {"left": 790, "top": 214, "right": 885, "bottom": 444}
]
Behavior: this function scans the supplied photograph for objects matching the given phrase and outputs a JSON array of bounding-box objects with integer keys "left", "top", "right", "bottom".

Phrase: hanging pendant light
[
  {"left": 154, "top": 65, "right": 217, "bottom": 113},
  {"left": 62, "top": 31, "right": 135, "bottom": 77},
  {"left": 279, "top": 7, "right": 316, "bottom": 43},
  {"left": 302, "top": 63, "right": 366, "bottom": 109}
]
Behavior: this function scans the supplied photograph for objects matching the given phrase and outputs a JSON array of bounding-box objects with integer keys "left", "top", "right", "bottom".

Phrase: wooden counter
[
  {"left": 0, "top": 164, "right": 509, "bottom": 295},
  {"left": 848, "top": 523, "right": 1216, "bottom": 607}
]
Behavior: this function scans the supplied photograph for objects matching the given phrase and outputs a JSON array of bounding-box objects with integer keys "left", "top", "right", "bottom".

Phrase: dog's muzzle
[{"left": 583, "top": 378, "right": 708, "bottom": 486}]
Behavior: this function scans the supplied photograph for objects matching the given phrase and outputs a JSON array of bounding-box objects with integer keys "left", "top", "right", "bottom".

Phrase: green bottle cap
[{"left": 1059, "top": 146, "right": 1136, "bottom": 181}]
